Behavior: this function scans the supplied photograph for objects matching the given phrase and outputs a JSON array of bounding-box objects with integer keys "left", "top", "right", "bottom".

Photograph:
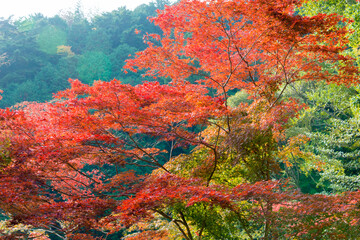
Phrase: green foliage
[
  {"left": 85, "top": 29, "right": 112, "bottom": 53},
  {"left": 77, "top": 51, "right": 112, "bottom": 84},
  {"left": 0, "top": 1, "right": 166, "bottom": 107},
  {"left": 33, "top": 63, "right": 70, "bottom": 97},
  {"left": 0, "top": 137, "right": 11, "bottom": 171},
  {"left": 286, "top": 81, "right": 360, "bottom": 193},
  {"left": 13, "top": 17, "right": 36, "bottom": 32},
  {"left": 110, "top": 44, "right": 137, "bottom": 80},
  {"left": 299, "top": 0, "right": 360, "bottom": 63},
  {"left": 37, "top": 25, "right": 67, "bottom": 54},
  {"left": 227, "top": 90, "right": 252, "bottom": 108}
]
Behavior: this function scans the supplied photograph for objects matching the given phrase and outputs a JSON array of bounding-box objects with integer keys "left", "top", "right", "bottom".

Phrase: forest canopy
[
  {"left": 1, "top": 0, "right": 360, "bottom": 239},
  {"left": 0, "top": 1, "right": 167, "bottom": 108}
]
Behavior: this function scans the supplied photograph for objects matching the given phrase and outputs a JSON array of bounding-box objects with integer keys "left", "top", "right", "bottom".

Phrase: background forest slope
[{"left": 0, "top": 0, "right": 169, "bottom": 108}]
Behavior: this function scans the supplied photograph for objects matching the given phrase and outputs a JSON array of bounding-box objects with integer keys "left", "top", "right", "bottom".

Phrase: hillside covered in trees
[
  {"left": 2, "top": 0, "right": 360, "bottom": 239},
  {"left": 0, "top": 0, "right": 169, "bottom": 108}
]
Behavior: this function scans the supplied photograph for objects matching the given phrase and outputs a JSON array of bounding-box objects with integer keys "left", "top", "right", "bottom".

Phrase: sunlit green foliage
[
  {"left": 37, "top": 25, "right": 67, "bottom": 54},
  {"left": 300, "top": 0, "right": 360, "bottom": 62},
  {"left": 284, "top": 81, "right": 360, "bottom": 193}
]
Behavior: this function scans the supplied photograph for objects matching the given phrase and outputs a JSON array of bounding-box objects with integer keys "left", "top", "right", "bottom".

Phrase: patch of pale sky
[{"left": 0, "top": 0, "right": 153, "bottom": 19}]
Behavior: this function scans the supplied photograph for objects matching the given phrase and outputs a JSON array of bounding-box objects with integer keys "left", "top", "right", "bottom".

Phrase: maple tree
[{"left": 1, "top": 0, "right": 360, "bottom": 239}]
